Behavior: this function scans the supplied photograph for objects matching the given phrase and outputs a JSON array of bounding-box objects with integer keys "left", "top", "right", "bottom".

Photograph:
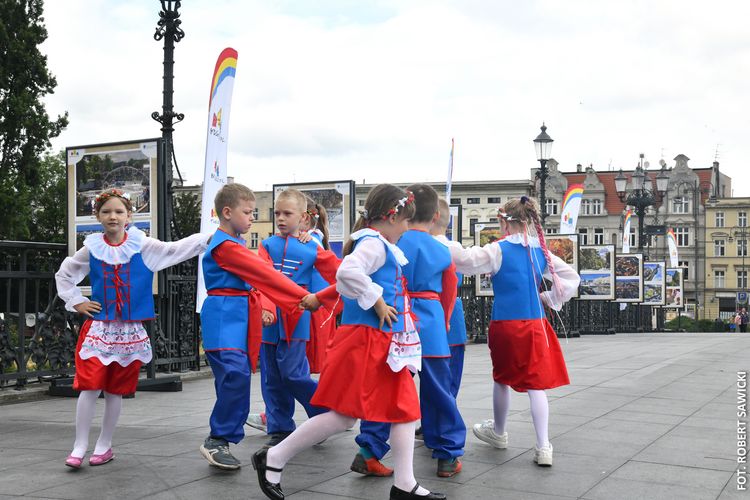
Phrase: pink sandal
[
  {"left": 65, "top": 454, "right": 84, "bottom": 469},
  {"left": 89, "top": 448, "right": 114, "bottom": 466}
]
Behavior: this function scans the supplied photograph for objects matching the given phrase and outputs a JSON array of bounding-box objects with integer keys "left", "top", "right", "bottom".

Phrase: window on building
[
  {"left": 487, "top": 196, "right": 502, "bottom": 204},
  {"left": 672, "top": 196, "right": 689, "bottom": 214},
  {"left": 250, "top": 232, "right": 259, "bottom": 249},
  {"left": 252, "top": 208, "right": 259, "bottom": 220},
  {"left": 268, "top": 208, "right": 274, "bottom": 221},
  {"left": 740, "top": 212, "right": 748, "bottom": 227},
  {"left": 581, "top": 199, "right": 590, "bottom": 215},
  {"left": 546, "top": 198, "right": 559, "bottom": 215},
  {"left": 738, "top": 270, "right": 748, "bottom": 289},
  {"left": 450, "top": 198, "right": 461, "bottom": 205},
  {"left": 674, "top": 226, "right": 690, "bottom": 247},
  {"left": 469, "top": 218, "right": 479, "bottom": 236},
  {"left": 358, "top": 199, "right": 365, "bottom": 206},
  {"left": 546, "top": 227, "right": 558, "bottom": 235},
  {"left": 489, "top": 217, "right": 498, "bottom": 223},
  {"left": 714, "top": 270, "right": 725, "bottom": 288},
  {"left": 467, "top": 197, "right": 480, "bottom": 204},
  {"left": 592, "top": 199, "right": 602, "bottom": 215},
  {"left": 678, "top": 260, "right": 689, "bottom": 281},
  {"left": 715, "top": 212, "right": 724, "bottom": 227},
  {"left": 594, "top": 228, "right": 604, "bottom": 245},
  {"left": 738, "top": 239, "right": 748, "bottom": 257},
  {"left": 714, "top": 239, "right": 726, "bottom": 257},
  {"left": 579, "top": 228, "right": 588, "bottom": 245}
]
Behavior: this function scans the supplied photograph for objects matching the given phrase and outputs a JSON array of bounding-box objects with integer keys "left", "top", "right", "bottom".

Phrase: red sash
[{"left": 207, "top": 288, "right": 263, "bottom": 373}]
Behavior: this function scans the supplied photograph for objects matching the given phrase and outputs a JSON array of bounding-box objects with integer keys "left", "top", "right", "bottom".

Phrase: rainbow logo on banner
[
  {"left": 622, "top": 209, "right": 633, "bottom": 253},
  {"left": 209, "top": 48, "right": 237, "bottom": 104},
  {"left": 559, "top": 184, "right": 584, "bottom": 234},
  {"left": 667, "top": 228, "right": 679, "bottom": 267}
]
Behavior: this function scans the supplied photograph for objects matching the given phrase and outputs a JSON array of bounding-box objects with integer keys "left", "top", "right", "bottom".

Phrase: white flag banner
[
  {"left": 667, "top": 228, "right": 679, "bottom": 268},
  {"left": 622, "top": 209, "right": 633, "bottom": 254},
  {"left": 559, "top": 184, "right": 584, "bottom": 234},
  {"left": 196, "top": 48, "right": 238, "bottom": 312}
]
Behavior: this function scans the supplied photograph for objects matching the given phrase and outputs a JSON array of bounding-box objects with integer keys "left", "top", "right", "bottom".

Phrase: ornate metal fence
[{"left": 0, "top": 241, "right": 203, "bottom": 390}]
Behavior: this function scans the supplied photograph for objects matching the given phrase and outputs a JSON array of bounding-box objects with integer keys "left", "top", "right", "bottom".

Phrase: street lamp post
[
  {"left": 614, "top": 155, "right": 669, "bottom": 252},
  {"left": 533, "top": 123, "right": 554, "bottom": 225}
]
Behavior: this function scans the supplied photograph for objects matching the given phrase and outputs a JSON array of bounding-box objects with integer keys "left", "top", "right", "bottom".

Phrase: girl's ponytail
[
  {"left": 315, "top": 203, "right": 331, "bottom": 250},
  {"left": 343, "top": 216, "right": 367, "bottom": 256}
]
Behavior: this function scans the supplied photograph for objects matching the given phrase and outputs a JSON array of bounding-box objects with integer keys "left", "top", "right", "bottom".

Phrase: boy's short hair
[
  {"left": 276, "top": 188, "right": 307, "bottom": 212},
  {"left": 435, "top": 198, "right": 450, "bottom": 228},
  {"left": 406, "top": 183, "right": 439, "bottom": 223},
  {"left": 214, "top": 183, "right": 256, "bottom": 218}
]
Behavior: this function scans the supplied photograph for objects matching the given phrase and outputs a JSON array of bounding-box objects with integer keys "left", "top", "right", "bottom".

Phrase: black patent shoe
[
  {"left": 251, "top": 449, "right": 284, "bottom": 500},
  {"left": 390, "top": 483, "right": 447, "bottom": 500}
]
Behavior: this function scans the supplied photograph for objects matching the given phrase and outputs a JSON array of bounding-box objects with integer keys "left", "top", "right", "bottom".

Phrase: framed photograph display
[
  {"left": 446, "top": 204, "right": 463, "bottom": 242},
  {"left": 578, "top": 245, "right": 616, "bottom": 300},
  {"left": 664, "top": 267, "right": 685, "bottom": 308},
  {"left": 643, "top": 261, "right": 666, "bottom": 306},
  {"left": 67, "top": 138, "right": 160, "bottom": 254},
  {"left": 473, "top": 222, "right": 502, "bottom": 296},
  {"left": 545, "top": 233, "right": 579, "bottom": 298},
  {"left": 615, "top": 254, "right": 644, "bottom": 303},
  {"left": 272, "top": 180, "right": 355, "bottom": 258}
]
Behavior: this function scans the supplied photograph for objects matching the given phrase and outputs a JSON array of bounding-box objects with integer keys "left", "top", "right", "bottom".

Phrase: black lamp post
[
  {"left": 533, "top": 123, "right": 554, "bottom": 225},
  {"left": 152, "top": 0, "right": 185, "bottom": 241},
  {"left": 614, "top": 154, "right": 669, "bottom": 252}
]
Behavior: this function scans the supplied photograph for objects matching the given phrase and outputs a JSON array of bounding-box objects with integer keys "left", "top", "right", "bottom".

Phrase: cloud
[{"left": 42, "top": 0, "right": 750, "bottom": 196}]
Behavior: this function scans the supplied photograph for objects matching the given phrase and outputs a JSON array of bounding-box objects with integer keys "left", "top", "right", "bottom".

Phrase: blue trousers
[
  {"left": 449, "top": 344, "right": 465, "bottom": 399},
  {"left": 356, "top": 357, "right": 466, "bottom": 460},
  {"left": 260, "top": 341, "right": 327, "bottom": 434},
  {"left": 206, "top": 350, "right": 251, "bottom": 444}
]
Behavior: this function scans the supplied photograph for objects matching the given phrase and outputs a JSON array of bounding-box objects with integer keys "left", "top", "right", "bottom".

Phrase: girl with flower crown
[
  {"left": 55, "top": 188, "right": 211, "bottom": 469},
  {"left": 445, "top": 196, "right": 580, "bottom": 468},
  {"left": 253, "top": 184, "right": 446, "bottom": 500}
]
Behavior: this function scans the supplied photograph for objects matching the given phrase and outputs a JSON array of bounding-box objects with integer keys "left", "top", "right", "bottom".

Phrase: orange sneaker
[
  {"left": 350, "top": 452, "right": 394, "bottom": 477},
  {"left": 437, "top": 458, "right": 462, "bottom": 477}
]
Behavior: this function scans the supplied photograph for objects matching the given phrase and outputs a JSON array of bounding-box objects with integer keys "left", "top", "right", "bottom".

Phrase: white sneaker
[
  {"left": 245, "top": 412, "right": 267, "bottom": 432},
  {"left": 472, "top": 420, "right": 508, "bottom": 449},
  {"left": 534, "top": 444, "right": 553, "bottom": 466}
]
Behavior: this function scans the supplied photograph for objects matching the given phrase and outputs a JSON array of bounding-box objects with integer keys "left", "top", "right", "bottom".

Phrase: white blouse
[
  {"left": 335, "top": 229, "right": 407, "bottom": 311},
  {"left": 55, "top": 227, "right": 211, "bottom": 312},
  {"left": 446, "top": 233, "right": 580, "bottom": 311}
]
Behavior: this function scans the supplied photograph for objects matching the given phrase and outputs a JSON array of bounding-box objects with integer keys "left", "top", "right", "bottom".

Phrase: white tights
[
  {"left": 265, "top": 412, "right": 429, "bottom": 495},
  {"left": 492, "top": 382, "right": 550, "bottom": 449},
  {"left": 71, "top": 390, "right": 123, "bottom": 458}
]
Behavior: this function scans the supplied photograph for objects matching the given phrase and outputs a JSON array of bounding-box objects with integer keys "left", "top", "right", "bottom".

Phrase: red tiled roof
[{"left": 560, "top": 168, "right": 715, "bottom": 215}]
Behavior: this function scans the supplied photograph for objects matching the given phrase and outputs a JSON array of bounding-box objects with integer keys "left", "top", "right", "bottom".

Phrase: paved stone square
[{"left": 0, "top": 332, "right": 747, "bottom": 500}]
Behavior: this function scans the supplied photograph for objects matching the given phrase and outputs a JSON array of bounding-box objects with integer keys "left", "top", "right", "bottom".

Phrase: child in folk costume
[
  {"left": 351, "top": 186, "right": 465, "bottom": 479},
  {"left": 431, "top": 198, "right": 467, "bottom": 399},
  {"left": 245, "top": 197, "right": 339, "bottom": 434},
  {"left": 55, "top": 189, "right": 212, "bottom": 469},
  {"left": 257, "top": 189, "right": 340, "bottom": 448},
  {"left": 448, "top": 196, "right": 580, "bottom": 466},
  {"left": 253, "top": 184, "right": 446, "bottom": 500},
  {"left": 199, "top": 184, "right": 315, "bottom": 470}
]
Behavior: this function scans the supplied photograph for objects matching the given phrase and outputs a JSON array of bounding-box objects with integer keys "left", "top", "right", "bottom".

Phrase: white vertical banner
[
  {"left": 559, "top": 184, "right": 584, "bottom": 234},
  {"left": 196, "top": 48, "right": 238, "bottom": 312},
  {"left": 446, "top": 138, "right": 454, "bottom": 202},
  {"left": 622, "top": 209, "right": 632, "bottom": 254},
  {"left": 667, "top": 228, "right": 679, "bottom": 268}
]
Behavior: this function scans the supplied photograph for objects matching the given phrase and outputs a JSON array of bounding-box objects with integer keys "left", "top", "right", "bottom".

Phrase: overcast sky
[{"left": 42, "top": 0, "right": 750, "bottom": 195}]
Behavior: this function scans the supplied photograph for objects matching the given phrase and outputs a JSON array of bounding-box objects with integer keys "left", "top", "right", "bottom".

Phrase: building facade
[{"left": 704, "top": 197, "right": 750, "bottom": 320}]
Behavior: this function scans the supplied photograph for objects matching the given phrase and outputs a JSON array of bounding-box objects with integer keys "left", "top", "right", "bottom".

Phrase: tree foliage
[
  {"left": 172, "top": 191, "right": 202, "bottom": 238},
  {"left": 0, "top": 0, "right": 69, "bottom": 240}
]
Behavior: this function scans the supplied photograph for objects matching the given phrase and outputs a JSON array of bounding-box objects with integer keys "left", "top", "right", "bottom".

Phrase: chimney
[
  {"left": 576, "top": 163, "right": 583, "bottom": 172},
  {"left": 712, "top": 161, "right": 720, "bottom": 199}
]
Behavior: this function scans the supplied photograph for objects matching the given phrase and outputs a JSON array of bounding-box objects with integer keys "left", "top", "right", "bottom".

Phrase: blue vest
[
  {"left": 309, "top": 232, "right": 330, "bottom": 293},
  {"left": 261, "top": 235, "right": 317, "bottom": 342},
  {"left": 447, "top": 272, "right": 467, "bottom": 345},
  {"left": 398, "top": 230, "right": 452, "bottom": 357},
  {"left": 89, "top": 252, "right": 154, "bottom": 321},
  {"left": 200, "top": 229, "right": 252, "bottom": 351},
  {"left": 491, "top": 240, "right": 547, "bottom": 321},
  {"left": 340, "top": 235, "right": 406, "bottom": 332}
]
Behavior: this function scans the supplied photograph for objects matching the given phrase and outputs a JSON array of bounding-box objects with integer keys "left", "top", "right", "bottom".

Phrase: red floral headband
[
  {"left": 363, "top": 191, "right": 415, "bottom": 221},
  {"left": 93, "top": 189, "right": 131, "bottom": 213}
]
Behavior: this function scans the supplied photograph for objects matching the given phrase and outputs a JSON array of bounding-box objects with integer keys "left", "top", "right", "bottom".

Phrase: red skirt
[
  {"left": 73, "top": 320, "right": 142, "bottom": 395},
  {"left": 310, "top": 324, "right": 420, "bottom": 423},
  {"left": 488, "top": 318, "right": 569, "bottom": 392},
  {"left": 306, "top": 308, "right": 335, "bottom": 374}
]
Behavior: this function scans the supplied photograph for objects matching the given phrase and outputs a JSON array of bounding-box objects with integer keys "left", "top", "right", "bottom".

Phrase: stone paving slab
[{"left": 0, "top": 332, "right": 747, "bottom": 500}]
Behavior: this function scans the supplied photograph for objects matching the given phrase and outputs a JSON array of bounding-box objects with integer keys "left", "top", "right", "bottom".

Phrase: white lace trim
[
  {"left": 84, "top": 226, "right": 146, "bottom": 265},
  {"left": 350, "top": 228, "right": 408, "bottom": 266},
  {"left": 78, "top": 320, "right": 153, "bottom": 366},
  {"left": 386, "top": 296, "right": 421, "bottom": 374},
  {"left": 504, "top": 232, "right": 541, "bottom": 248}
]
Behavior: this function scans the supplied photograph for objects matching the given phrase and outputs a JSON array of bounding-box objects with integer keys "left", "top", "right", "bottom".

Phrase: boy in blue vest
[
  {"left": 258, "top": 188, "right": 340, "bottom": 448},
  {"left": 199, "top": 183, "right": 314, "bottom": 470}
]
